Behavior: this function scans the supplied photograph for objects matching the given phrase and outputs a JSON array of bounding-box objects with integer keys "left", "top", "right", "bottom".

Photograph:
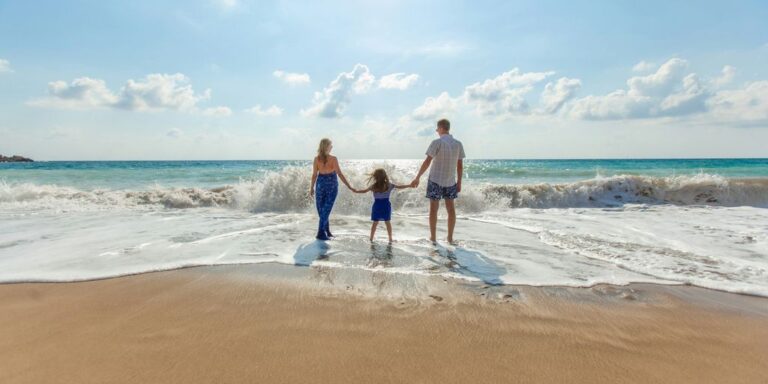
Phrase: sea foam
[{"left": 2, "top": 169, "right": 767, "bottom": 212}]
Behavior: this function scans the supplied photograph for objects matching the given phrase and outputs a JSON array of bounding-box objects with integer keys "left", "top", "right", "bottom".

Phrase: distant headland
[{"left": 0, "top": 155, "right": 34, "bottom": 162}]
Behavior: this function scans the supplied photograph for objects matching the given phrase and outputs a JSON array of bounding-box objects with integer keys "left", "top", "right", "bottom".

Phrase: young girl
[{"left": 353, "top": 168, "right": 411, "bottom": 242}]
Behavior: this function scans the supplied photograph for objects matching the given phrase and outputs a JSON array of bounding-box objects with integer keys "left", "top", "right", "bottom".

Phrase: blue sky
[{"left": 1, "top": 0, "right": 767, "bottom": 160}]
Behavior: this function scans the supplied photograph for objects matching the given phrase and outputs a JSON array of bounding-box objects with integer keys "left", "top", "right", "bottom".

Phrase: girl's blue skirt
[{"left": 371, "top": 198, "right": 391, "bottom": 221}]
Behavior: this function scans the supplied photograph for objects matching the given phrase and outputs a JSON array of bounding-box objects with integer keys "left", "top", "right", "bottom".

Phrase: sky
[{"left": 1, "top": 0, "right": 767, "bottom": 160}]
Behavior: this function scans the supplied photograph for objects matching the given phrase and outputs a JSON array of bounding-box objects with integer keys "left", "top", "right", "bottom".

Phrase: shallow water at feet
[{"left": 1, "top": 159, "right": 766, "bottom": 296}]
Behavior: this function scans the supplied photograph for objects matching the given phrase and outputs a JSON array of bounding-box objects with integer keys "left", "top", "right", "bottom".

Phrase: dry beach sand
[{"left": 1, "top": 264, "right": 767, "bottom": 384}]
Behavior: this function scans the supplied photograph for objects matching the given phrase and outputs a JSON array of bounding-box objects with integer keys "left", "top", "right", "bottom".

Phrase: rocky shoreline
[{"left": 0, "top": 155, "right": 33, "bottom": 162}]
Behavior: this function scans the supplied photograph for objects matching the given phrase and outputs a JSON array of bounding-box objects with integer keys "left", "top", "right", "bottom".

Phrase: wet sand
[{"left": 1, "top": 264, "right": 767, "bottom": 384}]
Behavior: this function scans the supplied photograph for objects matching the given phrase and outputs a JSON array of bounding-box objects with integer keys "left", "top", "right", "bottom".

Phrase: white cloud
[
  {"left": 412, "top": 92, "right": 458, "bottom": 120},
  {"left": 116, "top": 73, "right": 210, "bottom": 111},
  {"left": 378, "top": 73, "right": 419, "bottom": 90},
  {"left": 712, "top": 65, "right": 736, "bottom": 87},
  {"left": 28, "top": 77, "right": 118, "bottom": 109},
  {"left": 632, "top": 60, "right": 656, "bottom": 73},
  {"left": 302, "top": 64, "right": 375, "bottom": 118},
  {"left": 273, "top": 70, "right": 311, "bottom": 86},
  {"left": 569, "top": 90, "right": 653, "bottom": 120},
  {"left": 626, "top": 58, "right": 689, "bottom": 97},
  {"left": 352, "top": 68, "right": 376, "bottom": 94},
  {"left": 244, "top": 104, "right": 283, "bottom": 116},
  {"left": 28, "top": 73, "right": 215, "bottom": 113},
  {"left": 202, "top": 106, "right": 233, "bottom": 117},
  {"left": 0, "top": 59, "right": 11, "bottom": 73},
  {"left": 463, "top": 68, "right": 554, "bottom": 115},
  {"left": 567, "top": 59, "right": 768, "bottom": 121},
  {"left": 658, "top": 73, "right": 708, "bottom": 116},
  {"left": 569, "top": 58, "right": 699, "bottom": 119},
  {"left": 708, "top": 81, "right": 768, "bottom": 121},
  {"left": 539, "top": 77, "right": 581, "bottom": 114}
]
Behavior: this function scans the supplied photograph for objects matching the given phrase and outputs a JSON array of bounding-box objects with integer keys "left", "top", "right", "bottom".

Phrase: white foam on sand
[{"left": 1, "top": 200, "right": 766, "bottom": 296}]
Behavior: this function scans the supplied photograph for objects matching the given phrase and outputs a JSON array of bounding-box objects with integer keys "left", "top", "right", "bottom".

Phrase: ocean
[{"left": 1, "top": 159, "right": 767, "bottom": 296}]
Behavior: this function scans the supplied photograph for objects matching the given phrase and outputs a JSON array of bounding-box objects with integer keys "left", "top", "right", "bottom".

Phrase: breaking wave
[{"left": 2, "top": 168, "right": 767, "bottom": 212}]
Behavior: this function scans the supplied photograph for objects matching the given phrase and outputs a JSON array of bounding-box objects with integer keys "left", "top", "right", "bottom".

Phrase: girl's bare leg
[
  {"left": 385, "top": 221, "right": 392, "bottom": 243},
  {"left": 370, "top": 221, "right": 379, "bottom": 241}
]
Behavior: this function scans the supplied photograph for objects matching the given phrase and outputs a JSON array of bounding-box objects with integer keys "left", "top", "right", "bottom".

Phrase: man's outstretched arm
[
  {"left": 457, "top": 158, "right": 463, "bottom": 193},
  {"left": 411, "top": 156, "right": 433, "bottom": 187}
]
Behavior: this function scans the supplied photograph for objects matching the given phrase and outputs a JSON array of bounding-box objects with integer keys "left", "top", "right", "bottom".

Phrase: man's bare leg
[
  {"left": 445, "top": 198, "right": 456, "bottom": 244},
  {"left": 429, "top": 199, "right": 439, "bottom": 243}
]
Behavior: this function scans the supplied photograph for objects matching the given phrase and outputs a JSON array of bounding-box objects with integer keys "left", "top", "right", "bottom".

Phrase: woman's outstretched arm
[
  {"left": 334, "top": 157, "right": 355, "bottom": 191},
  {"left": 310, "top": 157, "right": 318, "bottom": 196}
]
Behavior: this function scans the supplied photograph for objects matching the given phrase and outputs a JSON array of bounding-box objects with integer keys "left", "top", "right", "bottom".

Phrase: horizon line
[{"left": 4, "top": 157, "right": 768, "bottom": 162}]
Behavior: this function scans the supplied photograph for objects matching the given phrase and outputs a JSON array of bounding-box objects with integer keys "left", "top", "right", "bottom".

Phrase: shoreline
[
  {"left": 2, "top": 264, "right": 767, "bottom": 383},
  {"left": 2, "top": 261, "right": 768, "bottom": 303}
]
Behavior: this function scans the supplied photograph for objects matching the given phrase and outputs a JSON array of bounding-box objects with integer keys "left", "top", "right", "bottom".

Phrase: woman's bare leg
[{"left": 385, "top": 221, "right": 392, "bottom": 243}]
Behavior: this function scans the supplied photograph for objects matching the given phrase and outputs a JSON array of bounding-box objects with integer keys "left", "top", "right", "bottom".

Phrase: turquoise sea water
[{"left": 2, "top": 158, "right": 767, "bottom": 190}]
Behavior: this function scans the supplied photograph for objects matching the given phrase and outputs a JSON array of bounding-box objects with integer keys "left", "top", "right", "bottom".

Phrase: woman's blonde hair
[
  {"left": 367, "top": 168, "right": 390, "bottom": 193},
  {"left": 317, "top": 138, "right": 332, "bottom": 165}
]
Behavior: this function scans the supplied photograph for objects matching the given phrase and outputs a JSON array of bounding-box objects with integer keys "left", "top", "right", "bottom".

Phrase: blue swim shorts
[{"left": 426, "top": 180, "right": 458, "bottom": 200}]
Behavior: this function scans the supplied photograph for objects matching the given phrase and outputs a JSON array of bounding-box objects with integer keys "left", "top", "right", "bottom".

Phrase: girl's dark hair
[{"left": 367, "top": 168, "right": 389, "bottom": 193}]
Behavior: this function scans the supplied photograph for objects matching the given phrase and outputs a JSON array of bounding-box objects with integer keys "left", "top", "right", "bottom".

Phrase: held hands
[{"left": 410, "top": 178, "right": 420, "bottom": 188}]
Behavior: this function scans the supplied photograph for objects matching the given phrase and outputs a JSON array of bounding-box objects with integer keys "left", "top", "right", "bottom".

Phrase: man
[{"left": 410, "top": 118, "right": 465, "bottom": 244}]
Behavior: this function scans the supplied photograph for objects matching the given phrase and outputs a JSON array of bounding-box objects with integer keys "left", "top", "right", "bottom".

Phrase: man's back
[{"left": 426, "top": 134, "right": 465, "bottom": 187}]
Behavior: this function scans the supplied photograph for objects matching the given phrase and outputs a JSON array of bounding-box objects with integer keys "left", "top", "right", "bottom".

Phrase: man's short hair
[{"left": 437, "top": 119, "right": 450, "bottom": 131}]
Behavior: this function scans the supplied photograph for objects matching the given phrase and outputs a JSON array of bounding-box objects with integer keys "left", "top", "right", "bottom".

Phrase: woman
[{"left": 310, "top": 138, "right": 354, "bottom": 240}]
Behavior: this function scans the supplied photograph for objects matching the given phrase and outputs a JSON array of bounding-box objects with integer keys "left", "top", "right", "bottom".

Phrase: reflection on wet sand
[
  {"left": 290, "top": 236, "right": 508, "bottom": 298},
  {"left": 431, "top": 245, "right": 506, "bottom": 285},
  {"left": 367, "top": 242, "right": 394, "bottom": 268},
  {"left": 293, "top": 240, "right": 330, "bottom": 266}
]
